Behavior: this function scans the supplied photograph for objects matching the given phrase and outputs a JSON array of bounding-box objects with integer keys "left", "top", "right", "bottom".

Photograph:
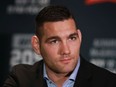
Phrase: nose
[{"left": 60, "top": 41, "right": 70, "bottom": 55}]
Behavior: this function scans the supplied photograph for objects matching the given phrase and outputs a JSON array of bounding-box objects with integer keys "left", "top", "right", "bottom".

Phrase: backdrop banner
[{"left": 0, "top": 0, "right": 116, "bottom": 86}]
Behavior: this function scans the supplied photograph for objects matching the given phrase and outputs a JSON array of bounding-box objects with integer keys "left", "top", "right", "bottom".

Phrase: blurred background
[{"left": 1, "top": 0, "right": 116, "bottom": 86}]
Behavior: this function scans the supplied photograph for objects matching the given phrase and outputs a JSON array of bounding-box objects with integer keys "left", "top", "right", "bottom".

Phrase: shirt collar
[{"left": 43, "top": 57, "right": 80, "bottom": 81}]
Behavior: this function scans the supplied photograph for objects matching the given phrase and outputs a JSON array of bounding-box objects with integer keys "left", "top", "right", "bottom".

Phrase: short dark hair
[{"left": 35, "top": 5, "right": 75, "bottom": 37}]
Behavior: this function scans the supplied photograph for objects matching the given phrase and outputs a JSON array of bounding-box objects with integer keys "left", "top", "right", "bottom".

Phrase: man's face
[{"left": 39, "top": 18, "right": 82, "bottom": 74}]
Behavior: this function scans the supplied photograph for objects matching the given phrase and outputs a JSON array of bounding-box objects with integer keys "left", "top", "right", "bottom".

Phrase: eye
[
  {"left": 49, "top": 39, "right": 59, "bottom": 44},
  {"left": 69, "top": 36, "right": 77, "bottom": 41}
]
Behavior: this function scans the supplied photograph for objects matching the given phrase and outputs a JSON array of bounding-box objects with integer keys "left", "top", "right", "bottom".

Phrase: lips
[{"left": 60, "top": 58, "right": 72, "bottom": 64}]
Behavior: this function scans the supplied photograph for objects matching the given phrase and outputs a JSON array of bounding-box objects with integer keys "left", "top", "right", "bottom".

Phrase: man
[{"left": 3, "top": 5, "right": 116, "bottom": 87}]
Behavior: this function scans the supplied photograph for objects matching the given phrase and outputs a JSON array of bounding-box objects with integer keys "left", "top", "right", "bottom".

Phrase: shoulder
[
  {"left": 80, "top": 57, "right": 116, "bottom": 79},
  {"left": 11, "top": 60, "right": 43, "bottom": 75},
  {"left": 76, "top": 56, "right": 116, "bottom": 87},
  {"left": 3, "top": 60, "right": 44, "bottom": 87}
]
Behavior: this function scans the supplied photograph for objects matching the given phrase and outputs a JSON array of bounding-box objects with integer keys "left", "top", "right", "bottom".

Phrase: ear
[
  {"left": 77, "top": 29, "right": 82, "bottom": 43},
  {"left": 31, "top": 35, "right": 41, "bottom": 55}
]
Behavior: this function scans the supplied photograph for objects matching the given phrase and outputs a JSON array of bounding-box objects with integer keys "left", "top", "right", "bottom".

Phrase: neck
[{"left": 45, "top": 66, "right": 72, "bottom": 86}]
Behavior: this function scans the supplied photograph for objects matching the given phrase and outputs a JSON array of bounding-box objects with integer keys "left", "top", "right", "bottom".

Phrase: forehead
[{"left": 42, "top": 18, "right": 77, "bottom": 37}]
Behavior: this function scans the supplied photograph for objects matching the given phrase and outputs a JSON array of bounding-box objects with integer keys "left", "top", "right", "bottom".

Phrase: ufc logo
[{"left": 85, "top": 0, "right": 116, "bottom": 5}]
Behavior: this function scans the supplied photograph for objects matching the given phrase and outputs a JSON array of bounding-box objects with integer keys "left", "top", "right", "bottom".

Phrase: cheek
[
  {"left": 45, "top": 44, "right": 59, "bottom": 53},
  {"left": 70, "top": 42, "right": 81, "bottom": 51},
  {"left": 40, "top": 46, "right": 59, "bottom": 67},
  {"left": 40, "top": 45, "right": 58, "bottom": 59},
  {"left": 70, "top": 42, "right": 81, "bottom": 56}
]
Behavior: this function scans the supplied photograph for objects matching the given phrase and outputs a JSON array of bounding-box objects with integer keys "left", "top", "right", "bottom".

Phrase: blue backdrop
[{"left": 1, "top": 0, "right": 116, "bottom": 86}]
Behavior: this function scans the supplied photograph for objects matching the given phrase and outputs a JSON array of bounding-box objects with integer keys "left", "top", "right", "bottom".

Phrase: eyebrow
[{"left": 69, "top": 32, "right": 78, "bottom": 37}]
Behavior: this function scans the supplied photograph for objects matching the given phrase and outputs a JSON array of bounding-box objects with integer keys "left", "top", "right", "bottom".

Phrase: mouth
[{"left": 60, "top": 58, "right": 72, "bottom": 64}]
